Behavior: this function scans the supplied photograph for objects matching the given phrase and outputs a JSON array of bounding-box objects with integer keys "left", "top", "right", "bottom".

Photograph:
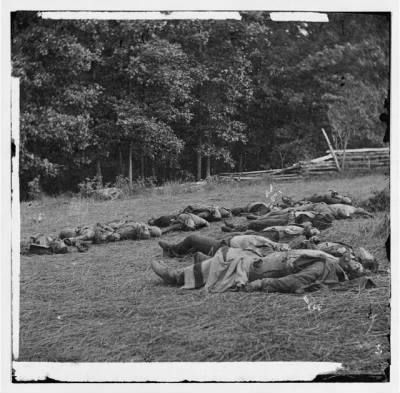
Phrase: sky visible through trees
[{"left": 11, "top": 12, "right": 390, "bottom": 197}]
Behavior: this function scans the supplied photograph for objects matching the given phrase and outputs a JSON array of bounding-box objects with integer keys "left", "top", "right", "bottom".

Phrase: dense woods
[{"left": 11, "top": 12, "right": 389, "bottom": 198}]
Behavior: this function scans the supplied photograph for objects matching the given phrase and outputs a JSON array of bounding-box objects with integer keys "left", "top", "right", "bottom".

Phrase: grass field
[{"left": 18, "top": 173, "right": 390, "bottom": 377}]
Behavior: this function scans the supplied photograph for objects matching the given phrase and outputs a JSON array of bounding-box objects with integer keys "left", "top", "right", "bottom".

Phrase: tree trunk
[
  {"left": 206, "top": 155, "right": 211, "bottom": 178},
  {"left": 239, "top": 153, "right": 243, "bottom": 173},
  {"left": 196, "top": 137, "right": 202, "bottom": 181},
  {"left": 279, "top": 151, "right": 286, "bottom": 169},
  {"left": 151, "top": 161, "right": 156, "bottom": 178},
  {"left": 162, "top": 160, "right": 167, "bottom": 181},
  {"left": 140, "top": 155, "right": 145, "bottom": 179},
  {"left": 168, "top": 157, "right": 174, "bottom": 180},
  {"left": 128, "top": 142, "right": 133, "bottom": 187},
  {"left": 96, "top": 159, "right": 102, "bottom": 186},
  {"left": 196, "top": 150, "right": 202, "bottom": 181},
  {"left": 119, "top": 147, "right": 124, "bottom": 176}
]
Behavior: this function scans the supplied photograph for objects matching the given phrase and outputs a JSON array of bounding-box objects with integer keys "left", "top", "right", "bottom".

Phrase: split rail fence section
[{"left": 219, "top": 147, "right": 389, "bottom": 182}]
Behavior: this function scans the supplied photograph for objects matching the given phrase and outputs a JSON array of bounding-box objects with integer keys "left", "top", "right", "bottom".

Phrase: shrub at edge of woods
[{"left": 358, "top": 186, "right": 390, "bottom": 212}]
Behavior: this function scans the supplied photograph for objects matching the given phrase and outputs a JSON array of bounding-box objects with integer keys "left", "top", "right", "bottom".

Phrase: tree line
[{"left": 11, "top": 12, "right": 389, "bottom": 198}]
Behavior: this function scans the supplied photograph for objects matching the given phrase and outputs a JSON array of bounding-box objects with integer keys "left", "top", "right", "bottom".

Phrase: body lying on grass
[
  {"left": 159, "top": 213, "right": 210, "bottom": 234},
  {"left": 305, "top": 190, "right": 352, "bottom": 205},
  {"left": 149, "top": 205, "right": 231, "bottom": 228},
  {"left": 294, "top": 236, "right": 378, "bottom": 272},
  {"left": 277, "top": 190, "right": 352, "bottom": 207},
  {"left": 222, "top": 210, "right": 333, "bottom": 232},
  {"left": 21, "top": 233, "right": 82, "bottom": 255},
  {"left": 285, "top": 202, "right": 372, "bottom": 219},
  {"left": 151, "top": 248, "right": 376, "bottom": 293},
  {"left": 230, "top": 201, "right": 272, "bottom": 217},
  {"left": 60, "top": 221, "right": 161, "bottom": 244},
  {"left": 239, "top": 224, "right": 320, "bottom": 243},
  {"left": 239, "top": 203, "right": 372, "bottom": 229},
  {"left": 147, "top": 193, "right": 362, "bottom": 233},
  {"left": 182, "top": 204, "right": 232, "bottom": 221},
  {"left": 23, "top": 220, "right": 162, "bottom": 255},
  {"left": 292, "top": 202, "right": 373, "bottom": 219},
  {"left": 159, "top": 224, "right": 318, "bottom": 257},
  {"left": 324, "top": 204, "right": 374, "bottom": 219},
  {"left": 231, "top": 190, "right": 352, "bottom": 216},
  {"left": 159, "top": 233, "right": 290, "bottom": 258},
  {"left": 158, "top": 232, "right": 378, "bottom": 272}
]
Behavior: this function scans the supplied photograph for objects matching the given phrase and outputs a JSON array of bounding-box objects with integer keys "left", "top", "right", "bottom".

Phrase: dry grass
[{"left": 18, "top": 173, "right": 390, "bottom": 376}]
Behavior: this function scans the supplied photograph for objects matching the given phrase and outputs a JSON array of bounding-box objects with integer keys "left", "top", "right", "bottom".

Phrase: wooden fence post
[{"left": 321, "top": 128, "right": 341, "bottom": 171}]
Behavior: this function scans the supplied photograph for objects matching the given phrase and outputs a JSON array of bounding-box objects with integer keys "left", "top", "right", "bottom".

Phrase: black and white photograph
[{"left": 2, "top": 0, "right": 399, "bottom": 391}]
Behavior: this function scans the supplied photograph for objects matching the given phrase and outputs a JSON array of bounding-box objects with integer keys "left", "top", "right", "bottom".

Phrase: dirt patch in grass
[{"left": 18, "top": 173, "right": 390, "bottom": 375}]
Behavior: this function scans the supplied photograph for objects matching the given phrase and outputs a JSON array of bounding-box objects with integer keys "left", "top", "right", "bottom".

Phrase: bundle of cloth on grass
[{"left": 151, "top": 247, "right": 376, "bottom": 293}]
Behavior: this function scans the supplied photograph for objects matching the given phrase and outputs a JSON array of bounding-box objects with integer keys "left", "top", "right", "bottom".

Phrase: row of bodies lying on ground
[
  {"left": 23, "top": 189, "right": 372, "bottom": 256},
  {"left": 154, "top": 236, "right": 378, "bottom": 294},
  {"left": 150, "top": 190, "right": 380, "bottom": 293},
  {"left": 149, "top": 175, "right": 382, "bottom": 293},
  {"left": 22, "top": 189, "right": 382, "bottom": 294}
]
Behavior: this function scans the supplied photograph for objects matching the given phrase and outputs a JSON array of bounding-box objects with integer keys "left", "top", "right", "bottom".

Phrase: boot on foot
[{"left": 151, "top": 261, "right": 184, "bottom": 285}]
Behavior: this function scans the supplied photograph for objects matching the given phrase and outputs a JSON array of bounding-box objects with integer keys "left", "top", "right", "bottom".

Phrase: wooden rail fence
[{"left": 219, "top": 147, "right": 389, "bottom": 182}]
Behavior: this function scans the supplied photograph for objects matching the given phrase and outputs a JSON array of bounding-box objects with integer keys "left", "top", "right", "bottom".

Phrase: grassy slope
[{"left": 18, "top": 173, "right": 390, "bottom": 375}]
